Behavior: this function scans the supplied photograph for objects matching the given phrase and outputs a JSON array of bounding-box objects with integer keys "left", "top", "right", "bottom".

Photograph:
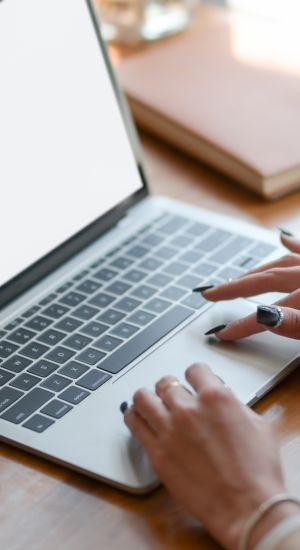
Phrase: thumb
[{"left": 257, "top": 305, "right": 300, "bottom": 340}]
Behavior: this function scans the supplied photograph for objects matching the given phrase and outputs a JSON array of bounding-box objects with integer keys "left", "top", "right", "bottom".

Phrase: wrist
[{"left": 248, "top": 502, "right": 300, "bottom": 549}]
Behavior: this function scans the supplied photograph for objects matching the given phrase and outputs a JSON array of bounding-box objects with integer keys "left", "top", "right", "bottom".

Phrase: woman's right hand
[{"left": 202, "top": 233, "right": 300, "bottom": 340}]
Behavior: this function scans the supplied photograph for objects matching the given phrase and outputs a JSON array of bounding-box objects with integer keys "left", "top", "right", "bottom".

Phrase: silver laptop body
[{"left": 0, "top": 0, "right": 299, "bottom": 493}]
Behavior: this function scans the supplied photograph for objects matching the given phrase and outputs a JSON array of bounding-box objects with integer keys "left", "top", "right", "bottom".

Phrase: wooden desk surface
[{"left": 2, "top": 14, "right": 300, "bottom": 550}]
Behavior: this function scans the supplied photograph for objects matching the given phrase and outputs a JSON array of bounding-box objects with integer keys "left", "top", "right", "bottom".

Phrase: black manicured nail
[
  {"left": 120, "top": 401, "right": 128, "bottom": 414},
  {"left": 193, "top": 285, "right": 215, "bottom": 293},
  {"left": 257, "top": 305, "right": 281, "bottom": 327},
  {"left": 204, "top": 324, "right": 227, "bottom": 336},
  {"left": 278, "top": 227, "right": 294, "bottom": 237}
]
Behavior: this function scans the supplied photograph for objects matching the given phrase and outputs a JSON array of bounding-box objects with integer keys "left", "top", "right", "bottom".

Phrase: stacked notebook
[{"left": 117, "top": 5, "right": 300, "bottom": 199}]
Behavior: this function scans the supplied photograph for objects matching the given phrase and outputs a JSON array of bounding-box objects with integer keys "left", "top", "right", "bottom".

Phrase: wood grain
[{"left": 2, "top": 6, "right": 300, "bottom": 548}]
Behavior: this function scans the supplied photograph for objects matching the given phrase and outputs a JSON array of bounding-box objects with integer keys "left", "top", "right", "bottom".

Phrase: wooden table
[{"left": 2, "top": 19, "right": 300, "bottom": 550}]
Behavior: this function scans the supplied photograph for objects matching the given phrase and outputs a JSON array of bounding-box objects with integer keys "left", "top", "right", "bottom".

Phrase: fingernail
[
  {"left": 278, "top": 227, "right": 294, "bottom": 237},
  {"left": 257, "top": 305, "right": 282, "bottom": 327},
  {"left": 193, "top": 285, "right": 215, "bottom": 293},
  {"left": 204, "top": 324, "right": 227, "bottom": 336},
  {"left": 120, "top": 401, "right": 128, "bottom": 414}
]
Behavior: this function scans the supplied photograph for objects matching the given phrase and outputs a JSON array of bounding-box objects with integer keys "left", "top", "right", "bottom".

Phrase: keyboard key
[
  {"left": 182, "top": 294, "right": 207, "bottom": 310},
  {"left": 41, "top": 374, "right": 72, "bottom": 392},
  {"left": 59, "top": 386, "right": 90, "bottom": 405},
  {"left": 192, "top": 262, "right": 217, "bottom": 277},
  {"left": 0, "top": 387, "right": 23, "bottom": 413},
  {"left": 159, "top": 286, "right": 187, "bottom": 301},
  {"left": 7, "top": 327, "right": 36, "bottom": 345},
  {"left": 25, "top": 315, "right": 53, "bottom": 332},
  {"left": 176, "top": 274, "right": 201, "bottom": 290},
  {"left": 147, "top": 273, "right": 173, "bottom": 288},
  {"left": 4, "top": 318, "right": 23, "bottom": 331},
  {"left": 110, "top": 256, "right": 133, "bottom": 270},
  {"left": 76, "top": 348, "right": 106, "bottom": 366},
  {"left": 37, "top": 329, "right": 66, "bottom": 346},
  {"left": 22, "top": 305, "right": 41, "bottom": 318},
  {"left": 209, "top": 236, "right": 253, "bottom": 264},
  {"left": 43, "top": 303, "right": 70, "bottom": 319},
  {"left": 154, "top": 246, "right": 177, "bottom": 260},
  {"left": 60, "top": 291, "right": 86, "bottom": 308},
  {"left": 138, "top": 257, "right": 163, "bottom": 272},
  {"left": 105, "top": 281, "right": 131, "bottom": 296},
  {"left": 99, "top": 305, "right": 193, "bottom": 375},
  {"left": 54, "top": 317, "right": 83, "bottom": 333},
  {"left": 157, "top": 216, "right": 188, "bottom": 235},
  {"left": 97, "top": 309, "right": 125, "bottom": 325},
  {"left": 126, "top": 245, "right": 148, "bottom": 258},
  {"left": 21, "top": 342, "right": 49, "bottom": 360},
  {"left": 58, "top": 361, "right": 89, "bottom": 379},
  {"left": 178, "top": 250, "right": 204, "bottom": 264},
  {"left": 250, "top": 242, "right": 276, "bottom": 258},
  {"left": 2, "top": 355, "right": 32, "bottom": 373},
  {"left": 46, "top": 346, "right": 76, "bottom": 364},
  {"left": 114, "top": 297, "right": 142, "bottom": 313},
  {"left": 185, "top": 222, "right": 209, "bottom": 236},
  {"left": 0, "top": 341, "right": 19, "bottom": 359},
  {"left": 169, "top": 235, "right": 191, "bottom": 248},
  {"left": 90, "top": 257, "right": 104, "bottom": 269},
  {"left": 123, "top": 269, "right": 147, "bottom": 283},
  {"left": 89, "top": 292, "right": 115, "bottom": 309},
  {"left": 41, "top": 399, "right": 73, "bottom": 419},
  {"left": 10, "top": 373, "right": 40, "bottom": 391},
  {"left": 163, "top": 261, "right": 188, "bottom": 276},
  {"left": 144, "top": 298, "right": 171, "bottom": 314},
  {"left": 73, "top": 269, "right": 90, "bottom": 282},
  {"left": 76, "top": 370, "right": 111, "bottom": 391},
  {"left": 0, "top": 369, "right": 15, "bottom": 386},
  {"left": 0, "top": 330, "right": 6, "bottom": 339},
  {"left": 127, "top": 310, "right": 155, "bottom": 327},
  {"left": 76, "top": 279, "right": 102, "bottom": 295},
  {"left": 56, "top": 282, "right": 73, "bottom": 294},
  {"left": 28, "top": 360, "right": 58, "bottom": 378},
  {"left": 63, "top": 334, "right": 92, "bottom": 351},
  {"left": 93, "top": 335, "right": 122, "bottom": 353},
  {"left": 195, "top": 229, "right": 232, "bottom": 252},
  {"left": 111, "top": 322, "right": 139, "bottom": 339},
  {"left": 1, "top": 388, "right": 53, "bottom": 423},
  {"left": 39, "top": 293, "right": 57, "bottom": 306},
  {"left": 141, "top": 233, "right": 163, "bottom": 247},
  {"left": 131, "top": 284, "right": 157, "bottom": 300},
  {"left": 94, "top": 268, "right": 118, "bottom": 282},
  {"left": 72, "top": 304, "right": 98, "bottom": 321},
  {"left": 23, "top": 414, "right": 55, "bottom": 432},
  {"left": 80, "top": 321, "right": 108, "bottom": 338}
]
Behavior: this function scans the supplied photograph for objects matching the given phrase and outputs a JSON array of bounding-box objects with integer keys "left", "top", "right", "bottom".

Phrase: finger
[
  {"left": 202, "top": 267, "right": 300, "bottom": 301},
  {"left": 132, "top": 388, "right": 170, "bottom": 433},
  {"left": 124, "top": 407, "right": 157, "bottom": 453},
  {"left": 257, "top": 305, "right": 300, "bottom": 340},
  {"left": 185, "top": 363, "right": 225, "bottom": 393},
  {"left": 280, "top": 233, "right": 300, "bottom": 254},
  {"left": 155, "top": 375, "right": 193, "bottom": 410},
  {"left": 211, "top": 289, "right": 300, "bottom": 340},
  {"left": 239, "top": 253, "right": 300, "bottom": 277}
]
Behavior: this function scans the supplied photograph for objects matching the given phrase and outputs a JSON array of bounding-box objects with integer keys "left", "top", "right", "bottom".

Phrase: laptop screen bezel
[{"left": 0, "top": 0, "right": 148, "bottom": 310}]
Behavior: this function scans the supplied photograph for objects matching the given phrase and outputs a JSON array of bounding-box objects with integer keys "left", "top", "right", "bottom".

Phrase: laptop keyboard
[{"left": 0, "top": 213, "right": 276, "bottom": 434}]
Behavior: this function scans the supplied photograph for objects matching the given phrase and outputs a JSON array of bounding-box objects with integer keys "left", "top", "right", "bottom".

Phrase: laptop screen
[{"left": 0, "top": 0, "right": 143, "bottom": 291}]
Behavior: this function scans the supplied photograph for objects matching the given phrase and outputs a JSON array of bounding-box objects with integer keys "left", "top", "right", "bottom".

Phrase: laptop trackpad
[{"left": 121, "top": 299, "right": 300, "bottom": 405}]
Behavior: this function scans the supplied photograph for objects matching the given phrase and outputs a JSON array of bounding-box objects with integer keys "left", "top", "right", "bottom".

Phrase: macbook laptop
[{"left": 0, "top": 0, "right": 299, "bottom": 493}]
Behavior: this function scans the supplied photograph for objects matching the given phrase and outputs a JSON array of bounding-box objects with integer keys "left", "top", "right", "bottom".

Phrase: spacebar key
[
  {"left": 98, "top": 305, "right": 193, "bottom": 375},
  {"left": 1, "top": 388, "right": 54, "bottom": 424}
]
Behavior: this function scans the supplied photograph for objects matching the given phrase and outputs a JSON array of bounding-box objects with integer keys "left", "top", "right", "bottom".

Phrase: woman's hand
[
  {"left": 202, "top": 233, "right": 300, "bottom": 340},
  {"left": 124, "top": 363, "right": 293, "bottom": 550}
]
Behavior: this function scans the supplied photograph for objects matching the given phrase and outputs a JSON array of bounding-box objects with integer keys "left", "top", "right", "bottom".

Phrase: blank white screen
[{"left": 0, "top": 0, "right": 143, "bottom": 288}]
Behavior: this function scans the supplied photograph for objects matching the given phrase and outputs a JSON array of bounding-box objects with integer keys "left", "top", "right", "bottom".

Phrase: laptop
[{"left": 0, "top": 0, "right": 299, "bottom": 494}]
